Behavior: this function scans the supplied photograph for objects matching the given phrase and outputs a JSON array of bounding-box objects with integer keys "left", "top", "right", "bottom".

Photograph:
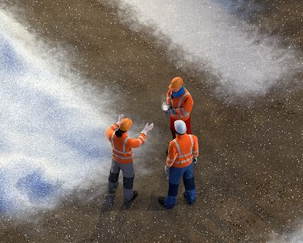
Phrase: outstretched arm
[
  {"left": 127, "top": 133, "right": 146, "bottom": 148},
  {"left": 127, "top": 122, "right": 154, "bottom": 148}
]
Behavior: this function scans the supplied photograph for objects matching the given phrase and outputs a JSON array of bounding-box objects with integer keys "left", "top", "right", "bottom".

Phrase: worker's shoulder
[
  {"left": 184, "top": 89, "right": 193, "bottom": 99},
  {"left": 184, "top": 88, "right": 192, "bottom": 94},
  {"left": 188, "top": 133, "right": 198, "bottom": 140}
]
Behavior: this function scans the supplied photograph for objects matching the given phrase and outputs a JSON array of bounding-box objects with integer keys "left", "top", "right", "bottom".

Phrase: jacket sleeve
[
  {"left": 126, "top": 133, "right": 147, "bottom": 148},
  {"left": 166, "top": 89, "right": 172, "bottom": 105},
  {"left": 105, "top": 123, "right": 119, "bottom": 141},
  {"left": 174, "top": 93, "right": 194, "bottom": 117},
  {"left": 166, "top": 141, "right": 178, "bottom": 168},
  {"left": 183, "top": 94, "right": 194, "bottom": 113},
  {"left": 193, "top": 135, "right": 199, "bottom": 158}
]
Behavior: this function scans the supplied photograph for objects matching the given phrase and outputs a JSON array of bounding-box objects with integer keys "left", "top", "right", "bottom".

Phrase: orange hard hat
[
  {"left": 119, "top": 118, "right": 132, "bottom": 131},
  {"left": 168, "top": 77, "right": 183, "bottom": 90}
]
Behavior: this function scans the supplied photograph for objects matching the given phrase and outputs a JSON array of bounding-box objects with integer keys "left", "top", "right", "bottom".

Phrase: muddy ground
[{"left": 0, "top": 0, "right": 303, "bottom": 242}]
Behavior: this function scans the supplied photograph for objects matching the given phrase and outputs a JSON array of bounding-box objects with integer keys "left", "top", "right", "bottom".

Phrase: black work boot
[
  {"left": 124, "top": 190, "right": 138, "bottom": 209},
  {"left": 158, "top": 196, "right": 168, "bottom": 209},
  {"left": 158, "top": 197, "right": 173, "bottom": 209}
]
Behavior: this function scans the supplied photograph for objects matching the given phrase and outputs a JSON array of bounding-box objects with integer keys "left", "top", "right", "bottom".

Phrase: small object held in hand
[
  {"left": 164, "top": 165, "right": 169, "bottom": 174},
  {"left": 162, "top": 102, "right": 173, "bottom": 116},
  {"left": 162, "top": 102, "right": 169, "bottom": 111}
]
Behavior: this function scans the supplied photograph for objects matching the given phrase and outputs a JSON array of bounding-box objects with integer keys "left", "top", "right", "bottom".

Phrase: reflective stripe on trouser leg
[{"left": 123, "top": 176, "right": 134, "bottom": 202}]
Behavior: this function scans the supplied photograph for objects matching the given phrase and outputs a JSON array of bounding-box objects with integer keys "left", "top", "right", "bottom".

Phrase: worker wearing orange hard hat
[
  {"left": 158, "top": 120, "right": 199, "bottom": 209},
  {"left": 163, "top": 77, "right": 194, "bottom": 138},
  {"left": 106, "top": 114, "right": 153, "bottom": 207}
]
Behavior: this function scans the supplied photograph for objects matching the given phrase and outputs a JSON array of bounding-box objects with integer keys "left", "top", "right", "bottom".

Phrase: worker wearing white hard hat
[{"left": 158, "top": 120, "right": 199, "bottom": 209}]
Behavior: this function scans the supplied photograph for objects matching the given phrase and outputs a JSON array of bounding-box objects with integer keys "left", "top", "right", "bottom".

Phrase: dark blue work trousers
[{"left": 165, "top": 162, "right": 196, "bottom": 208}]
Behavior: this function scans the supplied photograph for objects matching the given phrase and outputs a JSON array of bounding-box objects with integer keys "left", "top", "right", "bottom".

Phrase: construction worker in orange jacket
[
  {"left": 158, "top": 120, "right": 199, "bottom": 209},
  {"left": 163, "top": 77, "right": 194, "bottom": 138},
  {"left": 106, "top": 114, "right": 153, "bottom": 206}
]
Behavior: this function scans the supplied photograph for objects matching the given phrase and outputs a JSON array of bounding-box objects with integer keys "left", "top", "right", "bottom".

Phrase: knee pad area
[
  {"left": 123, "top": 177, "right": 134, "bottom": 190},
  {"left": 184, "top": 177, "right": 195, "bottom": 191},
  {"left": 168, "top": 183, "right": 179, "bottom": 197},
  {"left": 109, "top": 172, "right": 119, "bottom": 183}
]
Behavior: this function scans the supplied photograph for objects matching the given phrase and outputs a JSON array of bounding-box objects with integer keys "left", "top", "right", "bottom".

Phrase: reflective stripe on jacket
[
  {"left": 166, "top": 133, "right": 199, "bottom": 168},
  {"left": 106, "top": 123, "right": 146, "bottom": 163},
  {"left": 166, "top": 88, "right": 193, "bottom": 120}
]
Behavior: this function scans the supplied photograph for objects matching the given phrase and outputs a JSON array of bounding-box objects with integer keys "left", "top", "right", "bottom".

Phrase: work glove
[
  {"left": 141, "top": 123, "right": 154, "bottom": 135},
  {"left": 193, "top": 158, "right": 198, "bottom": 164},
  {"left": 173, "top": 108, "right": 179, "bottom": 116},
  {"left": 169, "top": 107, "right": 175, "bottom": 116},
  {"left": 162, "top": 102, "right": 173, "bottom": 116},
  {"left": 164, "top": 165, "right": 169, "bottom": 174},
  {"left": 116, "top": 114, "right": 124, "bottom": 125}
]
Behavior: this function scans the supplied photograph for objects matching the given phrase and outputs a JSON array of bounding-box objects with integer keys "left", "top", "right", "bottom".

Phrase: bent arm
[
  {"left": 105, "top": 123, "right": 119, "bottom": 140},
  {"left": 193, "top": 136, "right": 199, "bottom": 158},
  {"left": 126, "top": 133, "right": 147, "bottom": 148},
  {"left": 166, "top": 89, "right": 172, "bottom": 105},
  {"left": 174, "top": 95, "right": 193, "bottom": 117}
]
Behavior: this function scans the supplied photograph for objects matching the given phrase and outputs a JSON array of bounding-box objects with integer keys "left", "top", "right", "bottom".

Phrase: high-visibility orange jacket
[
  {"left": 166, "top": 133, "right": 199, "bottom": 168},
  {"left": 166, "top": 88, "right": 193, "bottom": 121},
  {"left": 106, "top": 123, "right": 146, "bottom": 164}
]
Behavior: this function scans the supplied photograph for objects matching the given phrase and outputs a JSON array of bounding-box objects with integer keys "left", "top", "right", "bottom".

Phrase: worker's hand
[
  {"left": 117, "top": 114, "right": 124, "bottom": 125},
  {"left": 161, "top": 102, "right": 170, "bottom": 112},
  {"left": 170, "top": 108, "right": 175, "bottom": 115},
  {"left": 193, "top": 158, "right": 197, "bottom": 164},
  {"left": 141, "top": 123, "right": 154, "bottom": 135},
  {"left": 164, "top": 108, "right": 174, "bottom": 116},
  {"left": 173, "top": 108, "right": 179, "bottom": 115},
  {"left": 162, "top": 102, "right": 174, "bottom": 116},
  {"left": 164, "top": 165, "right": 169, "bottom": 174}
]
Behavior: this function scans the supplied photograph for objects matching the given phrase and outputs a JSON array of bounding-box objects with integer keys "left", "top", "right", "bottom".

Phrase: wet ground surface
[{"left": 0, "top": 0, "right": 303, "bottom": 242}]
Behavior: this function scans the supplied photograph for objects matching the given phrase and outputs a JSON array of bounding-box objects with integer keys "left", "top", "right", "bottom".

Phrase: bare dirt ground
[{"left": 0, "top": 0, "right": 303, "bottom": 242}]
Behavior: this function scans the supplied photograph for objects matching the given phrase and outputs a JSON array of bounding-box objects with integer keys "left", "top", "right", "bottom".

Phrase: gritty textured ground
[{"left": 0, "top": 0, "right": 303, "bottom": 242}]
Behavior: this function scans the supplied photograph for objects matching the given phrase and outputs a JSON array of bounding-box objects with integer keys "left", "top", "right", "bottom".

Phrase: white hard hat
[{"left": 174, "top": 120, "right": 187, "bottom": 135}]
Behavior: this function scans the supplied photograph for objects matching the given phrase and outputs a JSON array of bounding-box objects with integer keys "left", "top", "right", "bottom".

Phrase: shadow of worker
[{"left": 100, "top": 193, "right": 115, "bottom": 213}]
